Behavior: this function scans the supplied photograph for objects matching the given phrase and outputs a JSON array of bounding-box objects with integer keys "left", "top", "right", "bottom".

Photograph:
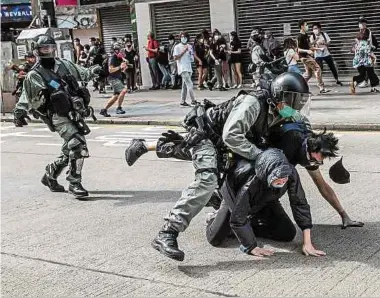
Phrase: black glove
[
  {"left": 13, "top": 109, "right": 31, "bottom": 127},
  {"left": 160, "top": 130, "right": 184, "bottom": 144},
  {"left": 183, "top": 127, "right": 207, "bottom": 147}
]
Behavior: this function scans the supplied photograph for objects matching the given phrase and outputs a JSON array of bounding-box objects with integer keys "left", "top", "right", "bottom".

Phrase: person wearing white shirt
[
  {"left": 173, "top": 31, "right": 197, "bottom": 106},
  {"left": 284, "top": 38, "right": 301, "bottom": 74},
  {"left": 310, "top": 23, "right": 343, "bottom": 86}
]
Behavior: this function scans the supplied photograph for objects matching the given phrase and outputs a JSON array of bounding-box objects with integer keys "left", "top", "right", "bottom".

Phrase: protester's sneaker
[
  {"left": 349, "top": 82, "right": 356, "bottom": 95},
  {"left": 336, "top": 80, "right": 343, "bottom": 86},
  {"left": 320, "top": 88, "right": 331, "bottom": 94},
  {"left": 116, "top": 107, "right": 126, "bottom": 114},
  {"left": 151, "top": 226, "right": 184, "bottom": 261},
  {"left": 237, "top": 84, "right": 243, "bottom": 89},
  {"left": 180, "top": 101, "right": 190, "bottom": 107},
  {"left": 371, "top": 87, "right": 380, "bottom": 93},
  {"left": 358, "top": 81, "right": 368, "bottom": 88},
  {"left": 100, "top": 109, "right": 111, "bottom": 117},
  {"left": 125, "top": 139, "right": 148, "bottom": 166}
]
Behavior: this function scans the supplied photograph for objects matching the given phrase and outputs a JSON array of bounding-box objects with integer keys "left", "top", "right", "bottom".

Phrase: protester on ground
[
  {"left": 208, "top": 29, "right": 227, "bottom": 91},
  {"left": 144, "top": 32, "right": 160, "bottom": 90},
  {"left": 168, "top": 34, "right": 181, "bottom": 89},
  {"left": 297, "top": 19, "right": 330, "bottom": 94},
  {"left": 228, "top": 31, "right": 243, "bottom": 89},
  {"left": 173, "top": 31, "right": 197, "bottom": 107},
  {"left": 310, "top": 22, "right": 343, "bottom": 86},
  {"left": 193, "top": 34, "right": 208, "bottom": 90},
  {"left": 123, "top": 40, "right": 138, "bottom": 93},
  {"left": 100, "top": 44, "right": 128, "bottom": 117},
  {"left": 284, "top": 38, "right": 301, "bottom": 74},
  {"left": 350, "top": 30, "right": 379, "bottom": 94}
]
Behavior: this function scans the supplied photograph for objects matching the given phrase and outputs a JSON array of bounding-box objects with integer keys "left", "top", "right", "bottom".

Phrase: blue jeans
[
  {"left": 288, "top": 65, "right": 302, "bottom": 74},
  {"left": 158, "top": 63, "right": 171, "bottom": 86}
]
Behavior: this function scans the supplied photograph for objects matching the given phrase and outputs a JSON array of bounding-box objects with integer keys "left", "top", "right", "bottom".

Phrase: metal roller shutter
[
  {"left": 99, "top": 5, "right": 132, "bottom": 52},
  {"left": 151, "top": 0, "right": 211, "bottom": 43},
  {"left": 235, "top": 0, "right": 380, "bottom": 78}
]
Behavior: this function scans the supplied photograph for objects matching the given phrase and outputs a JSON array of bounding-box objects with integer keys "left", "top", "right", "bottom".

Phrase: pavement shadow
[
  {"left": 179, "top": 222, "right": 380, "bottom": 278},
  {"left": 86, "top": 190, "right": 181, "bottom": 206}
]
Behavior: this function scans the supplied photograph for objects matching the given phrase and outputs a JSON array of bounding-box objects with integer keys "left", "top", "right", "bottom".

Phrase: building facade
[{"left": 135, "top": 0, "right": 380, "bottom": 87}]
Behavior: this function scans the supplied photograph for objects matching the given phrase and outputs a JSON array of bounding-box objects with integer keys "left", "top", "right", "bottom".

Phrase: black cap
[
  {"left": 329, "top": 157, "right": 350, "bottom": 184},
  {"left": 359, "top": 16, "right": 368, "bottom": 23},
  {"left": 168, "top": 34, "right": 174, "bottom": 40}
]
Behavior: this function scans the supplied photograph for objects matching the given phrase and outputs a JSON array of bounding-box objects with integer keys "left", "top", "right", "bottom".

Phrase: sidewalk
[{"left": 2, "top": 81, "right": 380, "bottom": 130}]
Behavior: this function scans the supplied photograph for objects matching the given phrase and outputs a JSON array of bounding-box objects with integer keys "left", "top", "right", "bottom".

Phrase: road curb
[{"left": 2, "top": 116, "right": 380, "bottom": 131}]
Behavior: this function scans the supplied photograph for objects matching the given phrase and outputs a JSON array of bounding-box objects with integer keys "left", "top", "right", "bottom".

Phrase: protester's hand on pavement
[
  {"left": 302, "top": 243, "right": 326, "bottom": 257},
  {"left": 250, "top": 247, "right": 274, "bottom": 257}
]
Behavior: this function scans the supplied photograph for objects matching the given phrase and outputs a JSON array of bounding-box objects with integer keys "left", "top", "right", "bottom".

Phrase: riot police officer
[{"left": 13, "top": 35, "right": 101, "bottom": 199}]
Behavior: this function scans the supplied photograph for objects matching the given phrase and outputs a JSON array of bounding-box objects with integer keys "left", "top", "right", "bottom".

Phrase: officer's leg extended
[
  {"left": 151, "top": 139, "right": 218, "bottom": 261},
  {"left": 41, "top": 149, "right": 68, "bottom": 192}
]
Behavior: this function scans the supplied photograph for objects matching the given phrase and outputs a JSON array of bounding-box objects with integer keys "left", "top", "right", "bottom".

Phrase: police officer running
[{"left": 13, "top": 35, "right": 102, "bottom": 199}]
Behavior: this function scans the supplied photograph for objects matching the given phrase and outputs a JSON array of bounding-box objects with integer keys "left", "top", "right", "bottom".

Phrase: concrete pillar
[
  {"left": 135, "top": 2, "right": 152, "bottom": 88},
  {"left": 209, "top": 0, "right": 236, "bottom": 35}
]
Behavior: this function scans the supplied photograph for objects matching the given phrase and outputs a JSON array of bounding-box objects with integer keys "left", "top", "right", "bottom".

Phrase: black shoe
[
  {"left": 100, "top": 109, "right": 111, "bottom": 117},
  {"left": 149, "top": 86, "right": 156, "bottom": 90},
  {"left": 125, "top": 139, "right": 148, "bottom": 166},
  {"left": 205, "top": 189, "right": 222, "bottom": 210},
  {"left": 180, "top": 101, "right": 190, "bottom": 107},
  {"left": 41, "top": 174, "right": 65, "bottom": 192},
  {"left": 219, "top": 87, "right": 227, "bottom": 91},
  {"left": 68, "top": 182, "right": 89, "bottom": 198},
  {"left": 151, "top": 228, "right": 184, "bottom": 261},
  {"left": 207, "top": 82, "right": 214, "bottom": 91},
  {"left": 336, "top": 80, "right": 343, "bottom": 86},
  {"left": 116, "top": 107, "right": 126, "bottom": 115}
]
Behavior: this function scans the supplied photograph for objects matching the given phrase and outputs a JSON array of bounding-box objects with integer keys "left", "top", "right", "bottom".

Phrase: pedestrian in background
[
  {"left": 144, "top": 32, "right": 160, "bottom": 90},
  {"left": 228, "top": 31, "right": 243, "bottom": 88},
  {"left": 173, "top": 31, "right": 197, "bottom": 106},
  {"left": 193, "top": 34, "right": 208, "bottom": 90},
  {"left": 123, "top": 39, "right": 138, "bottom": 93},
  {"left": 310, "top": 22, "right": 343, "bottom": 86},
  {"left": 157, "top": 44, "right": 172, "bottom": 89},
  {"left": 168, "top": 34, "right": 181, "bottom": 89},
  {"left": 284, "top": 38, "right": 301, "bottom": 74},
  {"left": 208, "top": 29, "right": 227, "bottom": 91}
]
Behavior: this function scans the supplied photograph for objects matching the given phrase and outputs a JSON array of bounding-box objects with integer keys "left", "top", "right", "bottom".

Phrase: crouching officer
[{"left": 13, "top": 35, "right": 102, "bottom": 198}]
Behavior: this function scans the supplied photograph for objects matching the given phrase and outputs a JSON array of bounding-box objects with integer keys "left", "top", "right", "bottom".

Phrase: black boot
[
  {"left": 151, "top": 226, "right": 184, "bottom": 261},
  {"left": 125, "top": 139, "right": 148, "bottom": 166},
  {"left": 41, "top": 174, "right": 65, "bottom": 192},
  {"left": 68, "top": 182, "right": 89, "bottom": 198}
]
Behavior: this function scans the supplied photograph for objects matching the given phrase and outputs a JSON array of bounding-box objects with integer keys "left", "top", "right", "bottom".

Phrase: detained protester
[
  {"left": 100, "top": 43, "right": 128, "bottom": 117},
  {"left": 173, "top": 31, "right": 197, "bottom": 107},
  {"left": 207, "top": 148, "right": 325, "bottom": 257},
  {"left": 124, "top": 73, "right": 312, "bottom": 261},
  {"left": 13, "top": 35, "right": 102, "bottom": 198},
  {"left": 310, "top": 22, "right": 343, "bottom": 86}
]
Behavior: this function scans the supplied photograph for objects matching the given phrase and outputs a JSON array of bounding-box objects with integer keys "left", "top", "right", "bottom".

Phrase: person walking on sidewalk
[
  {"left": 310, "top": 22, "right": 343, "bottom": 86},
  {"left": 100, "top": 44, "right": 128, "bottom": 117},
  {"left": 350, "top": 30, "right": 379, "bottom": 94},
  {"left": 173, "top": 31, "right": 197, "bottom": 107},
  {"left": 297, "top": 19, "right": 330, "bottom": 94}
]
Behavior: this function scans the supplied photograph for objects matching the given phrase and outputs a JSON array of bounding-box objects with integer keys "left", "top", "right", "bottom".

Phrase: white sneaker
[
  {"left": 251, "top": 83, "right": 256, "bottom": 88},
  {"left": 237, "top": 84, "right": 243, "bottom": 89},
  {"left": 358, "top": 81, "right": 368, "bottom": 88},
  {"left": 232, "top": 84, "right": 238, "bottom": 89}
]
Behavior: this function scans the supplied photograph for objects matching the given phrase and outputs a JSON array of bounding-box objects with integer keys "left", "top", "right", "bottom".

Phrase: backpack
[{"left": 311, "top": 31, "right": 328, "bottom": 44}]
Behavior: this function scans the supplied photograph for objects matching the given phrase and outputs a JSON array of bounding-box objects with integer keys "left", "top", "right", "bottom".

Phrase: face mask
[
  {"left": 304, "top": 25, "right": 309, "bottom": 32},
  {"left": 169, "top": 40, "right": 174, "bottom": 45},
  {"left": 199, "top": 39, "right": 204, "bottom": 44},
  {"left": 313, "top": 29, "right": 319, "bottom": 35},
  {"left": 180, "top": 37, "right": 187, "bottom": 44},
  {"left": 264, "top": 35, "right": 268, "bottom": 39},
  {"left": 278, "top": 105, "right": 296, "bottom": 118},
  {"left": 214, "top": 35, "right": 220, "bottom": 41},
  {"left": 359, "top": 23, "right": 364, "bottom": 29}
]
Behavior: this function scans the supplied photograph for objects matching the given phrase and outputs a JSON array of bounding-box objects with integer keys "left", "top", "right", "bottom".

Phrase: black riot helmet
[
  {"left": 270, "top": 72, "right": 311, "bottom": 114},
  {"left": 33, "top": 35, "right": 57, "bottom": 59}
]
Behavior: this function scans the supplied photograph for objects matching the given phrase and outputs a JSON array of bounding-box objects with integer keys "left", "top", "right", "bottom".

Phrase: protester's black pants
[
  {"left": 315, "top": 55, "right": 339, "bottom": 81},
  {"left": 353, "top": 65, "right": 379, "bottom": 87},
  {"left": 206, "top": 199, "right": 296, "bottom": 247},
  {"left": 125, "top": 70, "right": 135, "bottom": 90}
]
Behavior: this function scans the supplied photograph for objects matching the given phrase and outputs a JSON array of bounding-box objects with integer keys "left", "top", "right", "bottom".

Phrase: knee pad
[{"left": 68, "top": 135, "right": 89, "bottom": 159}]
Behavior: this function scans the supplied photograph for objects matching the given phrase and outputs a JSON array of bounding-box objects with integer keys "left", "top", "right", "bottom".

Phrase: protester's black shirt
[
  {"left": 297, "top": 32, "right": 311, "bottom": 58},
  {"left": 156, "top": 47, "right": 169, "bottom": 65},
  {"left": 108, "top": 54, "right": 123, "bottom": 79},
  {"left": 123, "top": 49, "right": 136, "bottom": 64},
  {"left": 211, "top": 39, "right": 227, "bottom": 61}
]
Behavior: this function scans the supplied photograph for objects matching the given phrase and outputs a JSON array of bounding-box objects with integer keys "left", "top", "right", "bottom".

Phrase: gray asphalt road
[{"left": 1, "top": 123, "right": 380, "bottom": 297}]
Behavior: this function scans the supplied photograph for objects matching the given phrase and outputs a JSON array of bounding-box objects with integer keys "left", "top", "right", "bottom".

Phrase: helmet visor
[
  {"left": 38, "top": 44, "right": 57, "bottom": 58},
  {"left": 281, "top": 91, "right": 311, "bottom": 114}
]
